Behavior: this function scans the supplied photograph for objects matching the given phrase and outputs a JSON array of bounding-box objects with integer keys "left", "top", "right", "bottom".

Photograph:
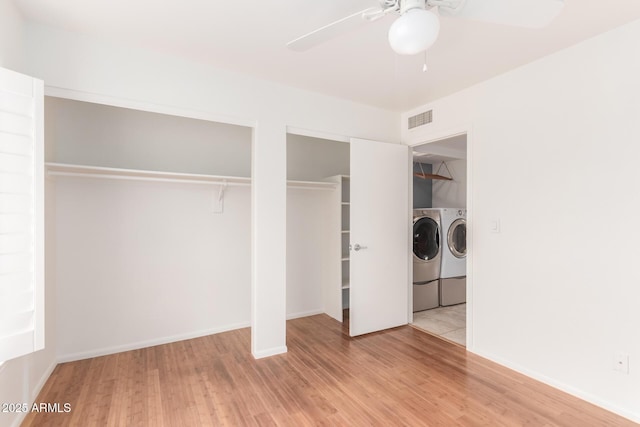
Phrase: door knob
[{"left": 353, "top": 243, "right": 367, "bottom": 251}]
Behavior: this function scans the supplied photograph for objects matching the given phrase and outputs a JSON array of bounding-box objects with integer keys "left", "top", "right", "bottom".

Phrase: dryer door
[
  {"left": 447, "top": 218, "right": 467, "bottom": 258},
  {"left": 413, "top": 217, "right": 440, "bottom": 260}
]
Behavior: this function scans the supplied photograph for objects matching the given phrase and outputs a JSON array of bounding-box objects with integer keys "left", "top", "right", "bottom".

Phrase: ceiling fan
[{"left": 287, "top": 0, "right": 565, "bottom": 56}]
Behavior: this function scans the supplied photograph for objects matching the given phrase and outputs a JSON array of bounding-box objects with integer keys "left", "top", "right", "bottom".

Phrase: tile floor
[{"left": 411, "top": 303, "right": 466, "bottom": 346}]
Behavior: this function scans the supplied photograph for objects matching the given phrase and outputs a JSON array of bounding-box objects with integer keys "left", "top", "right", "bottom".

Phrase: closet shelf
[
  {"left": 414, "top": 172, "right": 452, "bottom": 181},
  {"left": 286, "top": 180, "right": 337, "bottom": 190},
  {"left": 46, "top": 163, "right": 337, "bottom": 190}
]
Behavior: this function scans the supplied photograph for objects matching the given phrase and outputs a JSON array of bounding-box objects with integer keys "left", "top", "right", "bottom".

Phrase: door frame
[{"left": 408, "top": 125, "right": 473, "bottom": 350}]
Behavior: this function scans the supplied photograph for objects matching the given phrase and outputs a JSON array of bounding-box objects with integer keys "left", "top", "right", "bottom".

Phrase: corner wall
[{"left": 402, "top": 19, "right": 640, "bottom": 422}]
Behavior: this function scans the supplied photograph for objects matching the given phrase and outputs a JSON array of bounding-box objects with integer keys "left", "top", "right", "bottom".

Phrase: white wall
[
  {"left": 431, "top": 159, "right": 467, "bottom": 208},
  {"left": 286, "top": 188, "right": 335, "bottom": 319},
  {"left": 23, "top": 24, "right": 399, "bottom": 143},
  {"left": 0, "top": 0, "right": 24, "bottom": 70},
  {"left": 287, "top": 134, "right": 349, "bottom": 181},
  {"left": 55, "top": 177, "right": 252, "bottom": 360},
  {"left": 402, "top": 19, "right": 640, "bottom": 422},
  {"left": 0, "top": 9, "right": 58, "bottom": 425},
  {"left": 22, "top": 22, "right": 398, "bottom": 358},
  {"left": 45, "top": 97, "right": 252, "bottom": 176}
]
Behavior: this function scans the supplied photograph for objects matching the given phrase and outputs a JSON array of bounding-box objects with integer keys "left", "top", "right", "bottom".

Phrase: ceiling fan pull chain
[{"left": 423, "top": 51, "right": 428, "bottom": 72}]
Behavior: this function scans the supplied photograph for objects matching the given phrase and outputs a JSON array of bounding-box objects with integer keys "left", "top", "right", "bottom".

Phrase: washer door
[
  {"left": 447, "top": 218, "right": 467, "bottom": 258},
  {"left": 413, "top": 217, "right": 440, "bottom": 260}
]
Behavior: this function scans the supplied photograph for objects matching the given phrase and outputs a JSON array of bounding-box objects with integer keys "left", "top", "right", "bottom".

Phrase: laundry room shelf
[
  {"left": 341, "top": 257, "right": 349, "bottom": 262},
  {"left": 341, "top": 279, "right": 350, "bottom": 290},
  {"left": 46, "top": 163, "right": 337, "bottom": 190},
  {"left": 414, "top": 172, "right": 452, "bottom": 181},
  {"left": 413, "top": 161, "right": 453, "bottom": 181},
  {"left": 341, "top": 230, "right": 350, "bottom": 234}
]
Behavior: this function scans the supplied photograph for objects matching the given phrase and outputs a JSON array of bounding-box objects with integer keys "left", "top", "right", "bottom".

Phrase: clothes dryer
[
  {"left": 412, "top": 209, "right": 441, "bottom": 311},
  {"left": 439, "top": 208, "right": 467, "bottom": 306}
]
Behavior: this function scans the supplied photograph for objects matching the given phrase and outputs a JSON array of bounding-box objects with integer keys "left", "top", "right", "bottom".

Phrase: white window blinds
[{"left": 0, "top": 67, "right": 44, "bottom": 363}]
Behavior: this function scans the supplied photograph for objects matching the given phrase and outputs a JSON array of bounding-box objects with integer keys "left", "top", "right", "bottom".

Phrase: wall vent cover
[{"left": 408, "top": 110, "right": 433, "bottom": 129}]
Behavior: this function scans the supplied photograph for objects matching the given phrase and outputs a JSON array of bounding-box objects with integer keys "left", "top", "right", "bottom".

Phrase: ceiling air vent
[{"left": 408, "top": 110, "right": 433, "bottom": 129}]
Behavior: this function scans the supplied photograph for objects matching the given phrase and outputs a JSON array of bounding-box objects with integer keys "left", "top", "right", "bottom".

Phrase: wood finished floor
[{"left": 23, "top": 314, "right": 635, "bottom": 427}]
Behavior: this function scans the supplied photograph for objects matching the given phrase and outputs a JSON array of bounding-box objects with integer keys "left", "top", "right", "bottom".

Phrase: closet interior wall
[{"left": 286, "top": 134, "right": 349, "bottom": 320}]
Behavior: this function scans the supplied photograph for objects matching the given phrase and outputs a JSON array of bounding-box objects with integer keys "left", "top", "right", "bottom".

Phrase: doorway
[{"left": 410, "top": 133, "right": 468, "bottom": 347}]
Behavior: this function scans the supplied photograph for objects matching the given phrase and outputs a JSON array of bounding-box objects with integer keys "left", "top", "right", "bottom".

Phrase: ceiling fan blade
[
  {"left": 287, "top": 8, "right": 380, "bottom": 52},
  {"left": 438, "top": 0, "right": 564, "bottom": 29}
]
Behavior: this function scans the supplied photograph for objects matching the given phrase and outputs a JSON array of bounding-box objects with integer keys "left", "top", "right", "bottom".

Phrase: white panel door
[{"left": 349, "top": 138, "right": 409, "bottom": 336}]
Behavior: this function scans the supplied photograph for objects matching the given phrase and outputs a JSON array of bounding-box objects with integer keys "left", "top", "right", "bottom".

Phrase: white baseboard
[
  {"left": 57, "top": 310, "right": 323, "bottom": 364},
  {"left": 286, "top": 309, "right": 324, "bottom": 320},
  {"left": 57, "top": 321, "right": 251, "bottom": 363},
  {"left": 30, "top": 360, "right": 58, "bottom": 401},
  {"left": 252, "top": 345, "right": 288, "bottom": 359},
  {"left": 9, "top": 359, "right": 57, "bottom": 427},
  {"left": 470, "top": 348, "right": 640, "bottom": 424}
]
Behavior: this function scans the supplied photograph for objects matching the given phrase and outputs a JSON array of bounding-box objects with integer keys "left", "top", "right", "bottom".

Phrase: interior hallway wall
[{"left": 402, "top": 19, "right": 640, "bottom": 422}]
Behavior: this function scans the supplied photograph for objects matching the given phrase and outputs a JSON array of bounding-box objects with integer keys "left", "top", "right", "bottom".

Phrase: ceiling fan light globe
[{"left": 388, "top": 8, "right": 440, "bottom": 55}]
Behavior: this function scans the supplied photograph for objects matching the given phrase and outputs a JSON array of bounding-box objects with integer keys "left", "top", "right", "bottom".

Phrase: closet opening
[
  {"left": 409, "top": 132, "right": 469, "bottom": 348},
  {"left": 285, "top": 132, "right": 349, "bottom": 328},
  {"left": 45, "top": 96, "right": 254, "bottom": 361}
]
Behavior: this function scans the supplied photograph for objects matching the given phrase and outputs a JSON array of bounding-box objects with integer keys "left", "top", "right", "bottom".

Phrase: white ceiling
[{"left": 13, "top": 0, "right": 640, "bottom": 112}]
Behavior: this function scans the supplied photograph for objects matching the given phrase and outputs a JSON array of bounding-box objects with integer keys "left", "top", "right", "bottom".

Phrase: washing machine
[
  {"left": 412, "top": 209, "right": 441, "bottom": 311},
  {"left": 439, "top": 208, "right": 467, "bottom": 306}
]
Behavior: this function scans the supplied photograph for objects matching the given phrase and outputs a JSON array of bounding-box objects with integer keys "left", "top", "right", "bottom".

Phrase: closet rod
[
  {"left": 47, "top": 171, "right": 251, "bottom": 187},
  {"left": 47, "top": 170, "right": 337, "bottom": 190}
]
